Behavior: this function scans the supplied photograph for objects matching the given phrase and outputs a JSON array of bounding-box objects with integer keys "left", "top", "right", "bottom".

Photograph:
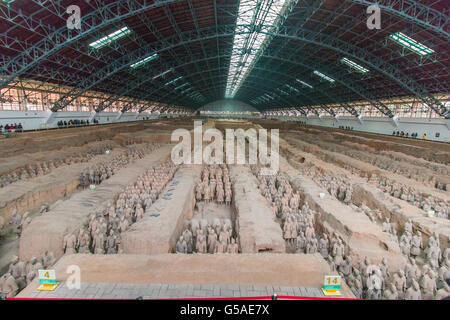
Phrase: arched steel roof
[{"left": 0, "top": 0, "right": 448, "bottom": 115}]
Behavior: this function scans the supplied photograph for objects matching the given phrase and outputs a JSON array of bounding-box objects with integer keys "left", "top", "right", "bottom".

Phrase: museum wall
[
  {"left": 1, "top": 110, "right": 448, "bottom": 143},
  {"left": 274, "top": 115, "right": 450, "bottom": 143},
  {"left": 0, "top": 110, "right": 178, "bottom": 131}
]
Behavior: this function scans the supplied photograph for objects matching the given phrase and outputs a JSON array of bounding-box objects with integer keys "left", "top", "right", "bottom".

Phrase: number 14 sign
[{"left": 322, "top": 275, "right": 342, "bottom": 296}]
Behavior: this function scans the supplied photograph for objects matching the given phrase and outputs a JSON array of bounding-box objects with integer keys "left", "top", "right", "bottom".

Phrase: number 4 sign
[
  {"left": 37, "top": 269, "right": 59, "bottom": 291},
  {"left": 322, "top": 275, "right": 342, "bottom": 296}
]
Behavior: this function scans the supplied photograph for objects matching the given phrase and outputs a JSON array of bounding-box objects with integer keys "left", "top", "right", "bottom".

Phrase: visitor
[
  {"left": 17, "top": 123, "right": 23, "bottom": 132},
  {"left": 423, "top": 133, "right": 427, "bottom": 139}
]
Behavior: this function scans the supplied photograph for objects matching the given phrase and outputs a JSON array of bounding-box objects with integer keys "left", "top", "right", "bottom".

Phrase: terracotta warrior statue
[
  {"left": 63, "top": 232, "right": 77, "bottom": 254},
  {"left": 0, "top": 273, "right": 19, "bottom": 298}
]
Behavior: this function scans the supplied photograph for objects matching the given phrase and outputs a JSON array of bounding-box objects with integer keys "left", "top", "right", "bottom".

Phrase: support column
[
  {"left": 390, "top": 115, "right": 400, "bottom": 127},
  {"left": 44, "top": 109, "right": 56, "bottom": 126},
  {"left": 357, "top": 115, "right": 364, "bottom": 125},
  {"left": 88, "top": 110, "right": 96, "bottom": 123},
  {"left": 114, "top": 111, "right": 123, "bottom": 122}
]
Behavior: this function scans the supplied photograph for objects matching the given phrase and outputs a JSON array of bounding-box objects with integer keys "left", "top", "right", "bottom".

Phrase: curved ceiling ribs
[
  {"left": 123, "top": 65, "right": 331, "bottom": 115},
  {"left": 0, "top": 0, "right": 448, "bottom": 116},
  {"left": 41, "top": 25, "right": 402, "bottom": 117},
  {"left": 348, "top": 0, "right": 449, "bottom": 38},
  {"left": 93, "top": 53, "right": 357, "bottom": 117},
  {"left": 0, "top": 0, "right": 182, "bottom": 87}
]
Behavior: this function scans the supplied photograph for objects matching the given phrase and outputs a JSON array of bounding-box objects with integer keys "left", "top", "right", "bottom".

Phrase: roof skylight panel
[
  {"left": 225, "top": 0, "right": 292, "bottom": 98},
  {"left": 164, "top": 76, "right": 183, "bottom": 86},
  {"left": 389, "top": 32, "right": 434, "bottom": 56},
  {"left": 153, "top": 68, "right": 173, "bottom": 80},
  {"left": 174, "top": 83, "right": 189, "bottom": 90},
  {"left": 181, "top": 87, "right": 193, "bottom": 94},
  {"left": 296, "top": 79, "right": 313, "bottom": 89},
  {"left": 89, "top": 26, "right": 132, "bottom": 50},
  {"left": 285, "top": 84, "right": 299, "bottom": 93},
  {"left": 340, "top": 58, "right": 369, "bottom": 73},
  {"left": 130, "top": 53, "right": 158, "bottom": 69},
  {"left": 313, "top": 70, "right": 335, "bottom": 83},
  {"left": 278, "top": 88, "right": 289, "bottom": 95}
]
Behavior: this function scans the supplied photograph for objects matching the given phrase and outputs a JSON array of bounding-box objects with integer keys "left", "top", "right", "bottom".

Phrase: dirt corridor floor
[{"left": 1, "top": 118, "right": 448, "bottom": 300}]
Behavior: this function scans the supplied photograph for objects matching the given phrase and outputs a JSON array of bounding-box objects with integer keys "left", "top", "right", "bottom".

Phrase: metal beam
[
  {"left": 348, "top": 0, "right": 449, "bottom": 38},
  {"left": 0, "top": 0, "right": 183, "bottom": 90},
  {"left": 1, "top": 4, "right": 446, "bottom": 115}
]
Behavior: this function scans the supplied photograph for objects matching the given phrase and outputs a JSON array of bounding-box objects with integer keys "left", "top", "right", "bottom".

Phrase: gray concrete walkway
[{"left": 26, "top": 282, "right": 325, "bottom": 299}]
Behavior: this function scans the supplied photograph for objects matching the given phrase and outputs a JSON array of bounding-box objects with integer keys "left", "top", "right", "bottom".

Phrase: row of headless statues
[
  {"left": 299, "top": 155, "right": 448, "bottom": 220},
  {"left": 78, "top": 144, "right": 161, "bottom": 188},
  {"left": 289, "top": 133, "right": 448, "bottom": 191},
  {"left": 2, "top": 138, "right": 147, "bottom": 189},
  {"left": 0, "top": 142, "right": 115, "bottom": 188}
]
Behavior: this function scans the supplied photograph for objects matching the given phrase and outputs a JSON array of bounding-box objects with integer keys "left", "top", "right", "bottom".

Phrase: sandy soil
[{"left": 193, "top": 202, "right": 233, "bottom": 221}]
